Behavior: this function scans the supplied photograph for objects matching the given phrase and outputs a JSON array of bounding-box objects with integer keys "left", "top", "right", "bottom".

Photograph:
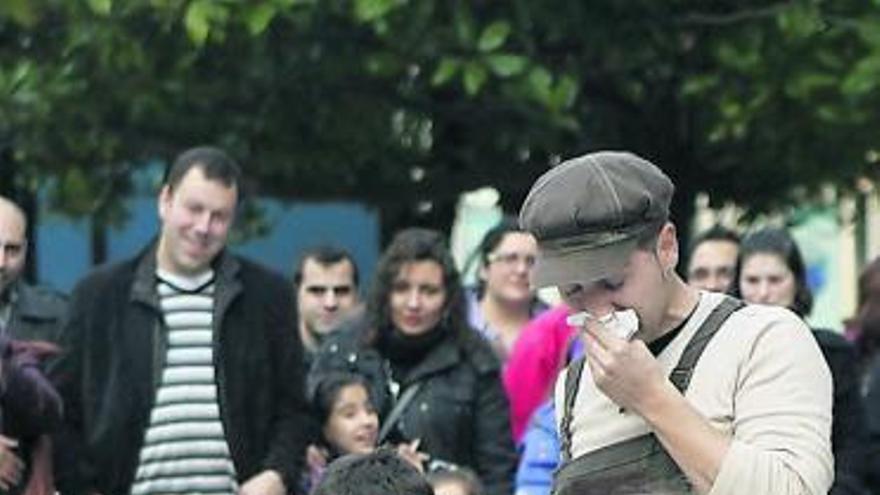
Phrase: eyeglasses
[{"left": 487, "top": 251, "right": 536, "bottom": 268}]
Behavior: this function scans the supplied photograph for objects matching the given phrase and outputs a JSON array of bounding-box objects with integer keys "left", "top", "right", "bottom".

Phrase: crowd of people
[{"left": 0, "top": 146, "right": 878, "bottom": 494}]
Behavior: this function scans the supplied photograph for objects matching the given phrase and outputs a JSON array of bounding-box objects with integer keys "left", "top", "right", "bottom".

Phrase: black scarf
[{"left": 378, "top": 323, "right": 448, "bottom": 381}]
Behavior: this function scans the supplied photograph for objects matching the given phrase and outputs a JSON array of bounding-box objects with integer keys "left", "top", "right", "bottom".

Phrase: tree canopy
[{"left": 1, "top": 0, "right": 879, "bottom": 245}]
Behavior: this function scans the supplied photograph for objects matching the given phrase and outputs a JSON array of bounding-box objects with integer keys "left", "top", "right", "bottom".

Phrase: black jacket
[
  {"left": 51, "top": 243, "right": 312, "bottom": 495},
  {"left": 5, "top": 282, "right": 68, "bottom": 344},
  {"left": 1, "top": 281, "right": 67, "bottom": 495},
  {"left": 309, "top": 324, "right": 516, "bottom": 495},
  {"left": 863, "top": 355, "right": 880, "bottom": 495},
  {"left": 812, "top": 329, "right": 871, "bottom": 495}
]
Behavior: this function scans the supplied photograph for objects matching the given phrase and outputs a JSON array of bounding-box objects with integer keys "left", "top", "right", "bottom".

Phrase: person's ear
[
  {"left": 157, "top": 185, "right": 172, "bottom": 220},
  {"left": 478, "top": 262, "right": 489, "bottom": 283},
  {"left": 656, "top": 223, "right": 679, "bottom": 276}
]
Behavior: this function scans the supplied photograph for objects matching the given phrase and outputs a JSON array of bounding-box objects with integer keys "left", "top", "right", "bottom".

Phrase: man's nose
[
  {"left": 708, "top": 274, "right": 725, "bottom": 292},
  {"left": 322, "top": 290, "right": 338, "bottom": 309},
  {"left": 756, "top": 280, "right": 772, "bottom": 300},
  {"left": 194, "top": 213, "right": 211, "bottom": 233}
]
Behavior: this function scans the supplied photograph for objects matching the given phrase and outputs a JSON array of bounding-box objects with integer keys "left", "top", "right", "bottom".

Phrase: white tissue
[{"left": 566, "top": 309, "right": 640, "bottom": 340}]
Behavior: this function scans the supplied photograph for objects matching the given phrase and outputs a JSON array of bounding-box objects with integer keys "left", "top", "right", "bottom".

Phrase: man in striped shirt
[{"left": 53, "top": 147, "right": 311, "bottom": 495}]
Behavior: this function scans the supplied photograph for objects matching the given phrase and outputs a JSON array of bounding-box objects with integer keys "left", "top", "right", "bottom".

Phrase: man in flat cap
[{"left": 519, "top": 151, "right": 832, "bottom": 495}]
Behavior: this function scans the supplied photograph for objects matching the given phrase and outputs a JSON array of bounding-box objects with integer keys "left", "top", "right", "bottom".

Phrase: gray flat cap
[{"left": 518, "top": 151, "right": 674, "bottom": 288}]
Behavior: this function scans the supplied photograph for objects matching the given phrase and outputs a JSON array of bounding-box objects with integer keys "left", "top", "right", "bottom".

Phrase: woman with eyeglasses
[
  {"left": 466, "top": 219, "right": 547, "bottom": 362},
  {"left": 309, "top": 228, "right": 517, "bottom": 495}
]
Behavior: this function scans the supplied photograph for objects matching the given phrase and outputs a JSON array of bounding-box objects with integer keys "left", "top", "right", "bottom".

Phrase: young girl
[
  {"left": 312, "top": 372, "right": 379, "bottom": 458},
  {"left": 306, "top": 372, "right": 424, "bottom": 492}
]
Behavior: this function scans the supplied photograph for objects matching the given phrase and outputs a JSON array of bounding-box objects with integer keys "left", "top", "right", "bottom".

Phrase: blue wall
[{"left": 36, "top": 198, "right": 380, "bottom": 295}]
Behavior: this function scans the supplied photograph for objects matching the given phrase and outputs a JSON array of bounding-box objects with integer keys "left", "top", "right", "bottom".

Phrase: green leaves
[
  {"left": 184, "top": 0, "right": 254, "bottom": 44},
  {"left": 426, "top": 16, "right": 533, "bottom": 96},
  {"left": 776, "top": 2, "right": 825, "bottom": 40},
  {"left": 681, "top": 74, "right": 720, "bottom": 98},
  {"left": 842, "top": 17, "right": 880, "bottom": 96},
  {"left": 8, "top": 0, "right": 877, "bottom": 235},
  {"left": 519, "top": 67, "right": 577, "bottom": 113},
  {"left": 477, "top": 21, "right": 511, "bottom": 52},
  {"left": 87, "top": 0, "right": 112, "bottom": 16},
  {"left": 431, "top": 57, "right": 460, "bottom": 86},
  {"left": 0, "top": 0, "right": 40, "bottom": 26},
  {"left": 842, "top": 55, "right": 880, "bottom": 96},
  {"left": 246, "top": 3, "right": 277, "bottom": 35},
  {"left": 355, "top": 0, "right": 403, "bottom": 22},
  {"left": 453, "top": 2, "right": 476, "bottom": 46},
  {"left": 184, "top": 0, "right": 218, "bottom": 44},
  {"left": 486, "top": 54, "right": 527, "bottom": 77},
  {"left": 463, "top": 62, "right": 488, "bottom": 95}
]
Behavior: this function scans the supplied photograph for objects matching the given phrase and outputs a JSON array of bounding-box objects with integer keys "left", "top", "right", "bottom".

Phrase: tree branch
[{"left": 676, "top": 3, "right": 794, "bottom": 27}]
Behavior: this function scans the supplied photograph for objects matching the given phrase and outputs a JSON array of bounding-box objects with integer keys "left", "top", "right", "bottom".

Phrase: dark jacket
[
  {"left": 862, "top": 355, "right": 880, "bottom": 495},
  {"left": 1, "top": 282, "right": 67, "bottom": 495},
  {"left": 1, "top": 335, "right": 64, "bottom": 495},
  {"left": 5, "top": 282, "right": 68, "bottom": 344},
  {"left": 812, "top": 329, "right": 871, "bottom": 495},
  {"left": 0, "top": 337, "right": 63, "bottom": 437},
  {"left": 50, "top": 243, "right": 312, "bottom": 495},
  {"left": 309, "top": 324, "right": 517, "bottom": 495}
]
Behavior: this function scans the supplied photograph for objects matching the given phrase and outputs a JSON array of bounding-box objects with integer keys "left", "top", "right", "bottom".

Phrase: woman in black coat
[{"left": 309, "top": 228, "right": 516, "bottom": 495}]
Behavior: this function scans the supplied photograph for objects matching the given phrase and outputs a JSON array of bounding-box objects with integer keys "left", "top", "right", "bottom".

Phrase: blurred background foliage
[{"left": 1, "top": 0, "right": 879, "bottom": 244}]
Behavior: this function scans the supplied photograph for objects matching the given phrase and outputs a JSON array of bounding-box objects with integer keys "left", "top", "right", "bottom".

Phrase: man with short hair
[
  {"left": 518, "top": 151, "right": 833, "bottom": 494},
  {"left": 0, "top": 196, "right": 66, "bottom": 495},
  {"left": 686, "top": 225, "right": 740, "bottom": 293},
  {"left": 0, "top": 197, "right": 68, "bottom": 344},
  {"left": 293, "top": 245, "right": 360, "bottom": 366},
  {"left": 53, "top": 147, "right": 311, "bottom": 495}
]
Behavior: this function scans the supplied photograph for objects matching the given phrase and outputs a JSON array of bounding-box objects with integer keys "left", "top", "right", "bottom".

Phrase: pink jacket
[{"left": 502, "top": 305, "right": 574, "bottom": 442}]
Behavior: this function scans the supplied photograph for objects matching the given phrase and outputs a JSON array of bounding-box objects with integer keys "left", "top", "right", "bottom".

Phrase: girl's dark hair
[
  {"left": 465, "top": 217, "right": 528, "bottom": 297},
  {"left": 729, "top": 227, "right": 813, "bottom": 317},
  {"left": 365, "top": 228, "right": 467, "bottom": 344},
  {"left": 310, "top": 372, "right": 374, "bottom": 429}
]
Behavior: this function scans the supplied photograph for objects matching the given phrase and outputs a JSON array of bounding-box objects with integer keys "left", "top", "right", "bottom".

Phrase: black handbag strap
[
  {"left": 559, "top": 296, "right": 745, "bottom": 462},
  {"left": 378, "top": 381, "right": 422, "bottom": 443}
]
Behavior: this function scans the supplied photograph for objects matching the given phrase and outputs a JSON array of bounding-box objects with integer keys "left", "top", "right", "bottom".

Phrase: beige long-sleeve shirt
[{"left": 555, "top": 290, "right": 833, "bottom": 495}]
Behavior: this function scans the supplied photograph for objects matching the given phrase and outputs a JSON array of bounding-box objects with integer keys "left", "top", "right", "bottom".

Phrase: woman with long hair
[{"left": 308, "top": 228, "right": 516, "bottom": 495}]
